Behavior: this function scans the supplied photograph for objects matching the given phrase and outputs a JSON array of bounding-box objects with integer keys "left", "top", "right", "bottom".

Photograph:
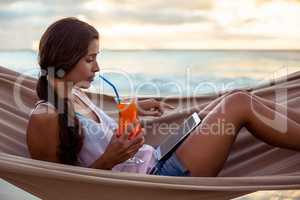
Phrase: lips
[{"left": 88, "top": 76, "right": 95, "bottom": 82}]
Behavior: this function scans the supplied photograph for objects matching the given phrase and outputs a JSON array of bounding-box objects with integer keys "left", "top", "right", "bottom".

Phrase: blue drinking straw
[{"left": 99, "top": 75, "right": 121, "bottom": 104}]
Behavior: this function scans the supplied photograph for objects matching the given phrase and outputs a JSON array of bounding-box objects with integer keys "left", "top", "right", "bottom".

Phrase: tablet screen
[{"left": 157, "top": 113, "right": 201, "bottom": 160}]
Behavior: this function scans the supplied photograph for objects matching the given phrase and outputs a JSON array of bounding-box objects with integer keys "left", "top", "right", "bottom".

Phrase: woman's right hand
[{"left": 96, "top": 121, "right": 145, "bottom": 170}]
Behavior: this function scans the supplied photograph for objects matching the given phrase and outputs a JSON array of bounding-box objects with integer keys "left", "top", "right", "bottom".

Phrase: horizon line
[{"left": 0, "top": 48, "right": 300, "bottom": 52}]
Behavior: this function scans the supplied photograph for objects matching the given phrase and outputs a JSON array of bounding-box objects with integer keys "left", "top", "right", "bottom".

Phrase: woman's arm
[{"left": 26, "top": 105, "right": 61, "bottom": 163}]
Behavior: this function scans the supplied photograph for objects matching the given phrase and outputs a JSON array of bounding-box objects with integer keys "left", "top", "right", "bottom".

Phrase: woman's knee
[
  {"left": 225, "top": 89, "right": 250, "bottom": 97},
  {"left": 224, "top": 91, "right": 252, "bottom": 113},
  {"left": 228, "top": 90, "right": 251, "bottom": 101},
  {"left": 219, "top": 90, "right": 250, "bottom": 103}
]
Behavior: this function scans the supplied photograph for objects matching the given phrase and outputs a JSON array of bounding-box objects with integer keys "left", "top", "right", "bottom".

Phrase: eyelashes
[{"left": 86, "top": 58, "right": 94, "bottom": 63}]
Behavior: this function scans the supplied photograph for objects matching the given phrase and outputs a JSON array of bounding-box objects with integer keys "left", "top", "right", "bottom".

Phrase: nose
[{"left": 93, "top": 61, "right": 100, "bottom": 73}]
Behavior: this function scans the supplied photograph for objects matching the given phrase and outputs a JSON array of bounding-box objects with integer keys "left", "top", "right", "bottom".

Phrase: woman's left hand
[{"left": 137, "top": 98, "right": 175, "bottom": 117}]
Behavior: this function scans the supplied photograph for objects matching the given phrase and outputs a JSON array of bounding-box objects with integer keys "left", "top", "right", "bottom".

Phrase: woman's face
[{"left": 64, "top": 39, "right": 100, "bottom": 89}]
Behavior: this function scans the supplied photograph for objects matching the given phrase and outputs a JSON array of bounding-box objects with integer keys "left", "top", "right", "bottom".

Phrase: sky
[{"left": 0, "top": 0, "right": 300, "bottom": 50}]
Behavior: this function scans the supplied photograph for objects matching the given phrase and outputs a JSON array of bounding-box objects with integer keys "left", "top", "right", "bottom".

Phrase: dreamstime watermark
[
  {"left": 12, "top": 66, "right": 291, "bottom": 136},
  {"left": 143, "top": 119, "right": 236, "bottom": 137},
  {"left": 249, "top": 67, "right": 289, "bottom": 134}
]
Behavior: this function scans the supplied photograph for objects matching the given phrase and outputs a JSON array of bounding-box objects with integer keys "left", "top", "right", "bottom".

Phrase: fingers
[
  {"left": 143, "top": 109, "right": 162, "bottom": 116},
  {"left": 161, "top": 102, "right": 175, "bottom": 109},
  {"left": 124, "top": 136, "right": 144, "bottom": 157},
  {"left": 137, "top": 98, "right": 175, "bottom": 117},
  {"left": 129, "top": 131, "right": 145, "bottom": 146},
  {"left": 118, "top": 120, "right": 141, "bottom": 140},
  {"left": 127, "top": 140, "right": 144, "bottom": 154},
  {"left": 117, "top": 134, "right": 144, "bottom": 159},
  {"left": 146, "top": 101, "right": 174, "bottom": 116},
  {"left": 154, "top": 100, "right": 175, "bottom": 113},
  {"left": 123, "top": 123, "right": 134, "bottom": 140},
  {"left": 112, "top": 129, "right": 120, "bottom": 140}
]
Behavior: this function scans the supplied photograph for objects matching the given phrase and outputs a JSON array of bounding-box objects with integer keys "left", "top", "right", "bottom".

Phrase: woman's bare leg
[
  {"left": 199, "top": 90, "right": 300, "bottom": 124},
  {"left": 196, "top": 90, "right": 281, "bottom": 119},
  {"left": 176, "top": 92, "right": 300, "bottom": 177},
  {"left": 197, "top": 90, "right": 247, "bottom": 119}
]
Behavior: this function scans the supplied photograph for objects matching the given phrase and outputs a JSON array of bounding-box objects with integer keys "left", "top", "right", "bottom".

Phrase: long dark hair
[{"left": 36, "top": 17, "right": 99, "bottom": 164}]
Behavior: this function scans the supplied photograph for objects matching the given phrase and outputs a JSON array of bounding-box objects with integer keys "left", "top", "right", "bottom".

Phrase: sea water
[{"left": 0, "top": 50, "right": 299, "bottom": 97}]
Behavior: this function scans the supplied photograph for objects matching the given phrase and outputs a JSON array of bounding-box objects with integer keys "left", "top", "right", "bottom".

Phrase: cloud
[
  {"left": 0, "top": 0, "right": 212, "bottom": 27},
  {"left": 86, "top": 8, "right": 210, "bottom": 26},
  {"left": 0, "top": 0, "right": 91, "bottom": 49},
  {"left": 256, "top": 0, "right": 300, "bottom": 5},
  {"left": 107, "top": 0, "right": 214, "bottom": 11},
  {"left": 82, "top": 0, "right": 213, "bottom": 26},
  {"left": 0, "top": 0, "right": 299, "bottom": 50}
]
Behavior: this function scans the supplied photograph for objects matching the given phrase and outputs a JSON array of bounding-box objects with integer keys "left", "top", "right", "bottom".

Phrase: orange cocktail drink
[{"left": 117, "top": 99, "right": 141, "bottom": 139}]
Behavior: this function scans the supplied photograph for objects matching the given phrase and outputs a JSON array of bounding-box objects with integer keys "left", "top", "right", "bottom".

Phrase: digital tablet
[{"left": 155, "top": 112, "right": 201, "bottom": 161}]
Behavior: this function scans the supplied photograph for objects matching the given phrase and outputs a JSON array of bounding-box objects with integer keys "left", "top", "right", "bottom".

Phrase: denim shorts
[{"left": 150, "top": 153, "right": 190, "bottom": 176}]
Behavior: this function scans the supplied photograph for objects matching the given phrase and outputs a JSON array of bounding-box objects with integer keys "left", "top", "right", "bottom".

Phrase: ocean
[{"left": 1, "top": 50, "right": 300, "bottom": 97}]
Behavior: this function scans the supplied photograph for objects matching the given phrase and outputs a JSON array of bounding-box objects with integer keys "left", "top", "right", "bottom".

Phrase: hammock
[{"left": 0, "top": 66, "right": 299, "bottom": 200}]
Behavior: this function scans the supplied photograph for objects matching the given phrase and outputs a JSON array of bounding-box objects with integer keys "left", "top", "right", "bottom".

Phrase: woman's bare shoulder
[
  {"left": 28, "top": 103, "right": 58, "bottom": 128},
  {"left": 27, "top": 103, "right": 60, "bottom": 162}
]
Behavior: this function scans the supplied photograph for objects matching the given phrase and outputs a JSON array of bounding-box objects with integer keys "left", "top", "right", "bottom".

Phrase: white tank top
[{"left": 72, "top": 88, "right": 157, "bottom": 174}]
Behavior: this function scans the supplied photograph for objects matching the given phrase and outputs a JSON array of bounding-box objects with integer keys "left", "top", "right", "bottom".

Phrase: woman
[{"left": 27, "top": 17, "right": 300, "bottom": 177}]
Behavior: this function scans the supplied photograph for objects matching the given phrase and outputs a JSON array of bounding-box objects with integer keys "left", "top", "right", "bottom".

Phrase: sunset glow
[{"left": 0, "top": 0, "right": 299, "bottom": 50}]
